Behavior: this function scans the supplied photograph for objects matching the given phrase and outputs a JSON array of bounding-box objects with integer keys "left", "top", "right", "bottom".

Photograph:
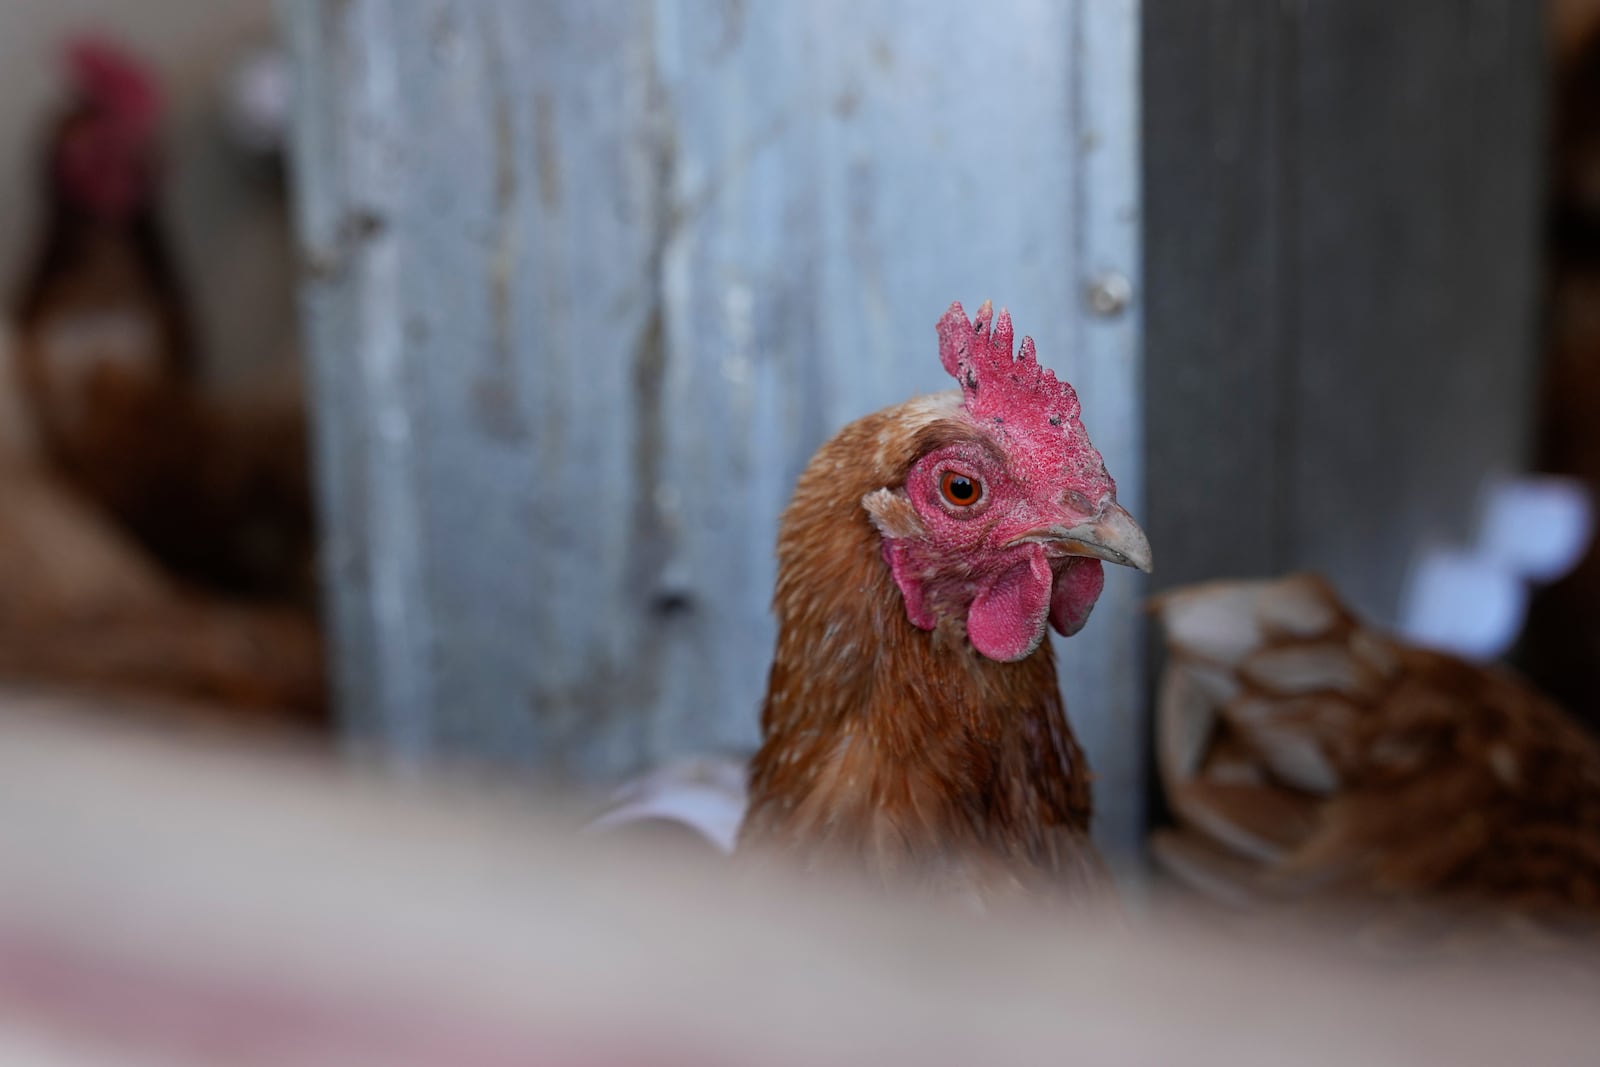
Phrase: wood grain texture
[{"left": 285, "top": 2, "right": 1148, "bottom": 850}]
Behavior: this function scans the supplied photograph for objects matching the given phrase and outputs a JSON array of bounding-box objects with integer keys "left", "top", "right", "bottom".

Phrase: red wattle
[
  {"left": 1049, "top": 557, "right": 1105, "bottom": 638},
  {"left": 966, "top": 547, "right": 1054, "bottom": 662}
]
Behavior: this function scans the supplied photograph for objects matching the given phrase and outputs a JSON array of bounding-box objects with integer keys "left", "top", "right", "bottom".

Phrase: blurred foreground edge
[{"left": 0, "top": 695, "right": 1595, "bottom": 1066}]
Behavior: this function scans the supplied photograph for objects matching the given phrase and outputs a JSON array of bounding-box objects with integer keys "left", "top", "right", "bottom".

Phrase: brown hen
[
  {"left": 11, "top": 35, "right": 314, "bottom": 602},
  {"left": 735, "top": 301, "right": 1151, "bottom": 908},
  {"left": 1152, "top": 574, "right": 1600, "bottom": 952}
]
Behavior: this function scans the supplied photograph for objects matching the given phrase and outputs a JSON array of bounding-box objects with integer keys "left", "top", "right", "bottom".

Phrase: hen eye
[{"left": 939, "top": 470, "right": 982, "bottom": 507}]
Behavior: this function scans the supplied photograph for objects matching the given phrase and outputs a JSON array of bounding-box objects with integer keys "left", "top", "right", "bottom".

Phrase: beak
[{"left": 1006, "top": 501, "right": 1154, "bottom": 574}]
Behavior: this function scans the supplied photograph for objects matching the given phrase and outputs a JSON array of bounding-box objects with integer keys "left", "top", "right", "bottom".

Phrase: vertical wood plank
[
  {"left": 394, "top": 0, "right": 666, "bottom": 773},
  {"left": 1287, "top": 0, "right": 1544, "bottom": 623},
  {"left": 286, "top": 0, "right": 667, "bottom": 771},
  {"left": 1065, "top": 0, "right": 1147, "bottom": 852},
  {"left": 1143, "top": 0, "right": 1288, "bottom": 590},
  {"left": 283, "top": 0, "right": 440, "bottom": 762},
  {"left": 1144, "top": 0, "right": 1543, "bottom": 624}
]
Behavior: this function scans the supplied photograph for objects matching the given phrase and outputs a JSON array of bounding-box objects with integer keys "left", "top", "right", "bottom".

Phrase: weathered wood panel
[
  {"left": 1144, "top": 0, "right": 1544, "bottom": 623},
  {"left": 285, "top": 2, "right": 1147, "bottom": 849},
  {"left": 1143, "top": 1, "right": 1286, "bottom": 587}
]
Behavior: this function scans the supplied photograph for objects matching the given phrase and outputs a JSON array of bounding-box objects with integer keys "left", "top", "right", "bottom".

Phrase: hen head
[
  {"left": 865, "top": 300, "right": 1151, "bottom": 662},
  {"left": 52, "top": 35, "right": 163, "bottom": 222}
]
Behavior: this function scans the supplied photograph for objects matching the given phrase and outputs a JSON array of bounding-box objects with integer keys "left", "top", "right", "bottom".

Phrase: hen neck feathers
[{"left": 738, "top": 403, "right": 1099, "bottom": 892}]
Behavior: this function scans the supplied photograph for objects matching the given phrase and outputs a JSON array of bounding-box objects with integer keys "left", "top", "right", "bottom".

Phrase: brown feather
[
  {"left": 11, "top": 98, "right": 315, "bottom": 604},
  {"left": 1153, "top": 574, "right": 1600, "bottom": 951},
  {"left": 737, "top": 398, "right": 1109, "bottom": 907}
]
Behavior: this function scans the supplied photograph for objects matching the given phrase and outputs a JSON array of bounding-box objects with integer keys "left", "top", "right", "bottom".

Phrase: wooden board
[{"left": 1143, "top": 0, "right": 1544, "bottom": 623}]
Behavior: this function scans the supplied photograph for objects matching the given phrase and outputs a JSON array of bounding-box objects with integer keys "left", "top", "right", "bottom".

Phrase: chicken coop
[{"left": 277, "top": 0, "right": 1549, "bottom": 856}]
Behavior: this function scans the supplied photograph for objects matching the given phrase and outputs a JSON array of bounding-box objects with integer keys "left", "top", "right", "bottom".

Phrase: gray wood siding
[{"left": 1144, "top": 0, "right": 1545, "bottom": 624}]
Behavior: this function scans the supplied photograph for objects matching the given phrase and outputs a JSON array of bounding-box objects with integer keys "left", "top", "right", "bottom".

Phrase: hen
[
  {"left": 590, "top": 305, "right": 1150, "bottom": 901},
  {"left": 728, "top": 301, "right": 1150, "bottom": 905},
  {"left": 1151, "top": 574, "right": 1600, "bottom": 948},
  {"left": 0, "top": 448, "right": 325, "bottom": 727},
  {"left": 13, "top": 38, "right": 193, "bottom": 520},
  {"left": 590, "top": 303, "right": 1150, "bottom": 905},
  {"left": 11, "top": 36, "right": 314, "bottom": 602}
]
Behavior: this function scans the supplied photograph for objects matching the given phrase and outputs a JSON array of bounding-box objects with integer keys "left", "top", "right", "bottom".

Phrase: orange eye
[{"left": 939, "top": 470, "right": 982, "bottom": 507}]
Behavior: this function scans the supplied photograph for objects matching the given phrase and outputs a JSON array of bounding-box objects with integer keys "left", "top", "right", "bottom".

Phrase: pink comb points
[{"left": 936, "top": 300, "right": 1083, "bottom": 434}]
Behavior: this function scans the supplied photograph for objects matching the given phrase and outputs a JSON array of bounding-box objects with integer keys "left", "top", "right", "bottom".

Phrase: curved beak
[{"left": 1006, "top": 502, "right": 1154, "bottom": 574}]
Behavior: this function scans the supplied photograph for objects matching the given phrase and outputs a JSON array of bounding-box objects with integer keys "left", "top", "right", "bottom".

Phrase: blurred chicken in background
[
  {"left": 0, "top": 34, "right": 324, "bottom": 732},
  {"left": 11, "top": 35, "right": 314, "bottom": 604},
  {"left": 1152, "top": 575, "right": 1600, "bottom": 962}
]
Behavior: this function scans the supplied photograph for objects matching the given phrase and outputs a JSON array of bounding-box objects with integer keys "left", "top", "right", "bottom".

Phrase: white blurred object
[
  {"left": 221, "top": 44, "right": 290, "bottom": 158},
  {"left": 583, "top": 753, "right": 749, "bottom": 854},
  {"left": 1399, "top": 549, "right": 1528, "bottom": 661},
  {"left": 1398, "top": 475, "right": 1593, "bottom": 660},
  {"left": 2, "top": 708, "right": 1596, "bottom": 1067},
  {"left": 1478, "top": 476, "right": 1595, "bottom": 582}
]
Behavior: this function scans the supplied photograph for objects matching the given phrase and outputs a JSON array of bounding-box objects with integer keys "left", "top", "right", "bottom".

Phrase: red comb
[
  {"left": 936, "top": 300, "right": 1114, "bottom": 499},
  {"left": 64, "top": 34, "right": 161, "bottom": 132},
  {"left": 937, "top": 300, "right": 1083, "bottom": 432}
]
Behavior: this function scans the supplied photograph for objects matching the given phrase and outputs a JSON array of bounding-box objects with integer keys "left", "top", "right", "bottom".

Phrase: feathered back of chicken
[{"left": 1152, "top": 574, "right": 1600, "bottom": 948}]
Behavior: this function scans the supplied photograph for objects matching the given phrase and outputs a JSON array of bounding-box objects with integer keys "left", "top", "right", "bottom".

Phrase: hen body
[
  {"left": 0, "top": 431, "right": 324, "bottom": 727},
  {"left": 0, "top": 38, "right": 324, "bottom": 727},
  {"left": 1153, "top": 574, "right": 1600, "bottom": 947},
  {"left": 12, "top": 36, "right": 314, "bottom": 603},
  {"left": 589, "top": 303, "right": 1150, "bottom": 907},
  {"left": 734, "top": 302, "right": 1151, "bottom": 907},
  {"left": 740, "top": 396, "right": 1106, "bottom": 902}
]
